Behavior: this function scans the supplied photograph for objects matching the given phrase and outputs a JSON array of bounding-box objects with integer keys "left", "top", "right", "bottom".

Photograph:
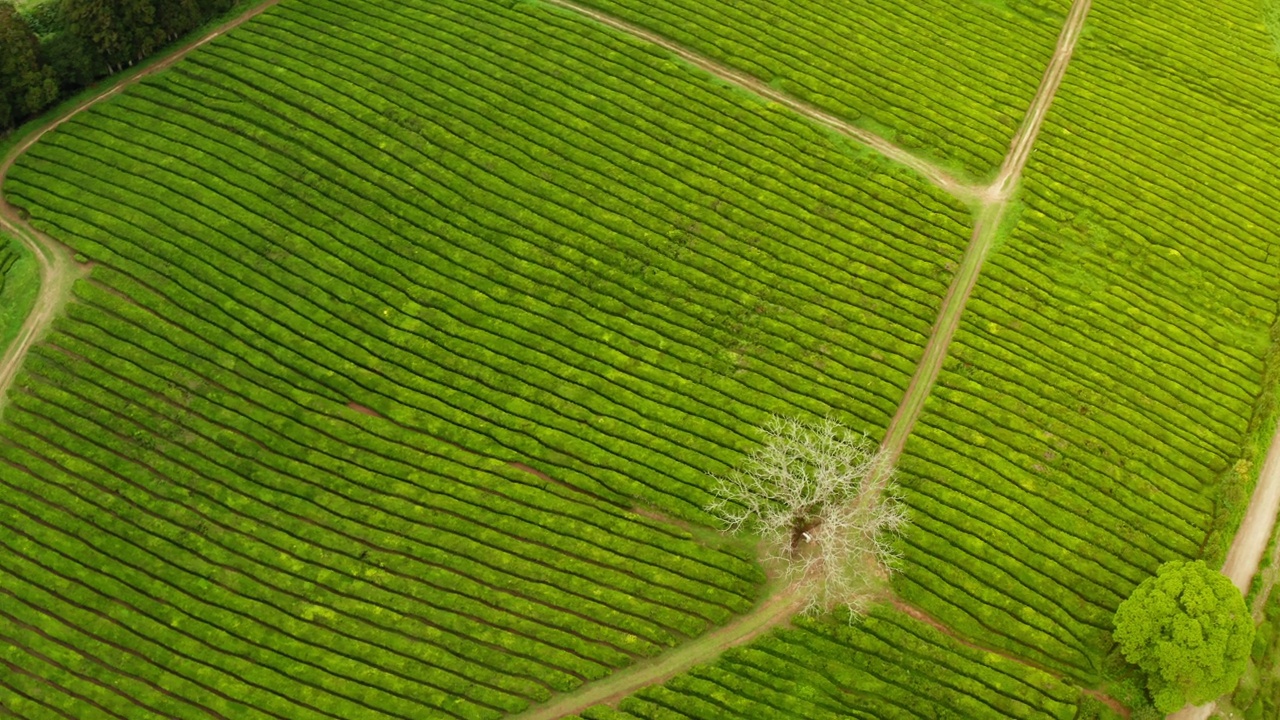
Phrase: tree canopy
[
  {"left": 1113, "top": 560, "right": 1254, "bottom": 712},
  {"left": 0, "top": 2, "right": 58, "bottom": 128},
  {"left": 707, "top": 416, "right": 907, "bottom": 614},
  {"left": 0, "top": 0, "right": 239, "bottom": 133}
]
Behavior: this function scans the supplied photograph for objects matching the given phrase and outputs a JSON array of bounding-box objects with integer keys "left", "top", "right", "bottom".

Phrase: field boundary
[
  {"left": 541, "top": 0, "right": 983, "bottom": 204},
  {"left": 892, "top": 599, "right": 1127, "bottom": 714}
]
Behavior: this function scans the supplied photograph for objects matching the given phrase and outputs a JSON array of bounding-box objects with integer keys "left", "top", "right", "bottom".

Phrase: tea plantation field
[
  {"left": 896, "top": 0, "right": 1280, "bottom": 684},
  {"left": 571, "top": 0, "right": 1071, "bottom": 178},
  {"left": 0, "top": 0, "right": 979, "bottom": 715},
  {"left": 1, "top": 0, "right": 1278, "bottom": 717},
  {"left": 0, "top": 238, "right": 16, "bottom": 297},
  {"left": 5, "top": 0, "right": 975, "bottom": 523}
]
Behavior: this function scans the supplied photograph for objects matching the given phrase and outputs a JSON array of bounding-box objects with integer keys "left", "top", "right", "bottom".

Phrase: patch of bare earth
[{"left": 345, "top": 401, "right": 382, "bottom": 417}]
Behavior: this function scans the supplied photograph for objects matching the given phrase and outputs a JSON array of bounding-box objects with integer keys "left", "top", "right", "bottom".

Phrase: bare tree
[{"left": 707, "top": 415, "right": 908, "bottom": 615}]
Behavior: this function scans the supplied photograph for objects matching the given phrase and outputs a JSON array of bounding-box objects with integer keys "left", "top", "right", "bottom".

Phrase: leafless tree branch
[{"left": 707, "top": 415, "right": 908, "bottom": 615}]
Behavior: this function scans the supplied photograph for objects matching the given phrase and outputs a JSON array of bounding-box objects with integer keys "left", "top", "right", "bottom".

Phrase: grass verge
[{"left": 0, "top": 234, "right": 40, "bottom": 354}]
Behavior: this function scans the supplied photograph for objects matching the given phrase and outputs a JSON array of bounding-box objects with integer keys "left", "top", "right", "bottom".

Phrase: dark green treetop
[{"left": 0, "top": 2, "right": 58, "bottom": 128}]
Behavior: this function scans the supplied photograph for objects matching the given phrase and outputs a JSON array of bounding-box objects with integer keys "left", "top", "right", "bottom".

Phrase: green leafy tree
[
  {"left": 23, "top": 0, "right": 65, "bottom": 34},
  {"left": 62, "top": 0, "right": 158, "bottom": 71},
  {"left": 0, "top": 1, "right": 58, "bottom": 129},
  {"left": 1113, "top": 560, "right": 1254, "bottom": 712},
  {"left": 40, "top": 28, "right": 99, "bottom": 89},
  {"left": 154, "top": 0, "right": 201, "bottom": 41}
]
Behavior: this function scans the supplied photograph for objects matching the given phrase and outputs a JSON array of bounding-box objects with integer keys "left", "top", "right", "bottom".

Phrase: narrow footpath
[
  {"left": 1222, "top": 422, "right": 1280, "bottom": 595},
  {"left": 0, "top": 220, "right": 79, "bottom": 415},
  {"left": 882, "top": 0, "right": 1092, "bottom": 462}
]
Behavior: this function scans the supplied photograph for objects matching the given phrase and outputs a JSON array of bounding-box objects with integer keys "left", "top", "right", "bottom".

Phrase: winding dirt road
[
  {"left": 1222, "top": 423, "right": 1280, "bottom": 595},
  {"left": 0, "top": 0, "right": 284, "bottom": 413},
  {"left": 0, "top": 221, "right": 78, "bottom": 415}
]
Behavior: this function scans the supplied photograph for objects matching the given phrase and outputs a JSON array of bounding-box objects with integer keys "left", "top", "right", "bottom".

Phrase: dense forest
[{"left": 0, "top": 0, "right": 237, "bottom": 131}]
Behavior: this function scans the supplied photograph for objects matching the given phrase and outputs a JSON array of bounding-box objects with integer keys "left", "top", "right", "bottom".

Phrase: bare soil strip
[
  {"left": 510, "top": 580, "right": 804, "bottom": 720},
  {"left": 541, "top": 0, "right": 982, "bottom": 204},
  {"left": 880, "top": 0, "right": 1089, "bottom": 458},
  {"left": 893, "top": 599, "right": 1129, "bottom": 717},
  {"left": 989, "top": 0, "right": 1092, "bottom": 202},
  {"left": 1222, "top": 422, "right": 1280, "bottom": 595},
  {"left": 0, "top": 221, "right": 80, "bottom": 416},
  {"left": 878, "top": 201, "right": 1006, "bottom": 464},
  {"left": 1168, "top": 697, "right": 1215, "bottom": 719},
  {"left": 0, "top": 0, "right": 284, "bottom": 412}
]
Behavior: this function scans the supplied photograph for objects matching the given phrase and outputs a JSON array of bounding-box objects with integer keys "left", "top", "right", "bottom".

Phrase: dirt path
[
  {"left": 510, "top": 581, "right": 804, "bottom": 720},
  {"left": 541, "top": 0, "right": 982, "bottom": 204},
  {"left": 879, "top": 0, "right": 1089, "bottom": 459},
  {"left": 878, "top": 201, "right": 1007, "bottom": 463},
  {"left": 0, "top": 0, "right": 283, "bottom": 412},
  {"left": 989, "top": 0, "right": 1092, "bottom": 202},
  {"left": 0, "top": 221, "right": 80, "bottom": 415},
  {"left": 1168, "top": 698, "right": 1215, "bottom": 719},
  {"left": 1222, "top": 421, "right": 1280, "bottom": 595}
]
